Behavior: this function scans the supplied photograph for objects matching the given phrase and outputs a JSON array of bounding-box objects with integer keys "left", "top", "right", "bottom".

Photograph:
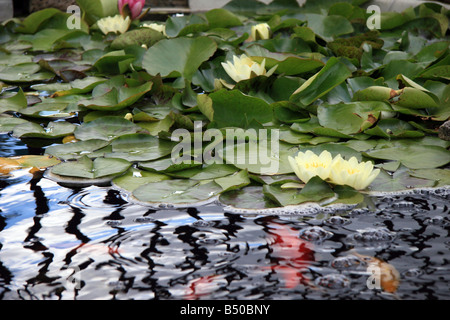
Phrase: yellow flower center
[
  {"left": 347, "top": 168, "right": 360, "bottom": 175},
  {"left": 305, "top": 162, "right": 326, "bottom": 169}
]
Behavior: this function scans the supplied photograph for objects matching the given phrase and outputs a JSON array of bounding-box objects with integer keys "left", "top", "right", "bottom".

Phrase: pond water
[{"left": 0, "top": 133, "right": 449, "bottom": 300}]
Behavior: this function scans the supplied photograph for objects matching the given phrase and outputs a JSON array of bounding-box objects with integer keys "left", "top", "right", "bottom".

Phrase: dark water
[{"left": 0, "top": 134, "right": 449, "bottom": 300}]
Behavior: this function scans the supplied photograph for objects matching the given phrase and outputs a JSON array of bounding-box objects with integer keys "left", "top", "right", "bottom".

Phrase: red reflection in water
[
  {"left": 265, "top": 223, "right": 315, "bottom": 288},
  {"left": 185, "top": 222, "right": 315, "bottom": 299}
]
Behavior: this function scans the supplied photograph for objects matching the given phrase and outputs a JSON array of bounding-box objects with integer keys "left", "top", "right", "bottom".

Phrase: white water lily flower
[
  {"left": 97, "top": 15, "right": 131, "bottom": 35},
  {"left": 142, "top": 23, "right": 167, "bottom": 36},
  {"left": 251, "top": 23, "right": 271, "bottom": 40},
  {"left": 288, "top": 150, "right": 333, "bottom": 184},
  {"left": 329, "top": 155, "right": 380, "bottom": 190},
  {"left": 221, "top": 54, "right": 277, "bottom": 83}
]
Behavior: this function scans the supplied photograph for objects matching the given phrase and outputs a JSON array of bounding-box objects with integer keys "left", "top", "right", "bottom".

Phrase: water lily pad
[
  {"left": 12, "top": 121, "right": 76, "bottom": 139},
  {"left": 364, "top": 144, "right": 450, "bottom": 169},
  {"left": 409, "top": 169, "right": 450, "bottom": 187},
  {"left": 219, "top": 186, "right": 279, "bottom": 210},
  {"left": 111, "top": 28, "right": 166, "bottom": 50},
  {"left": 0, "top": 63, "right": 54, "bottom": 83},
  {"left": 105, "top": 133, "right": 176, "bottom": 162},
  {"left": 112, "top": 167, "right": 170, "bottom": 192},
  {"left": 263, "top": 176, "right": 336, "bottom": 206},
  {"left": 290, "top": 57, "right": 354, "bottom": 108},
  {"left": 132, "top": 179, "right": 223, "bottom": 207},
  {"left": 45, "top": 139, "right": 111, "bottom": 160},
  {"left": 317, "top": 101, "right": 393, "bottom": 135},
  {"left": 364, "top": 119, "right": 425, "bottom": 139},
  {"left": 78, "top": 82, "right": 152, "bottom": 111},
  {"left": 142, "top": 36, "right": 217, "bottom": 82},
  {"left": 49, "top": 155, "right": 131, "bottom": 180},
  {"left": 74, "top": 116, "right": 142, "bottom": 141},
  {"left": 244, "top": 45, "right": 324, "bottom": 76},
  {"left": 0, "top": 116, "right": 28, "bottom": 133},
  {"left": 221, "top": 140, "right": 296, "bottom": 175},
  {"left": 51, "top": 77, "right": 108, "bottom": 97},
  {"left": 0, "top": 89, "right": 27, "bottom": 113},
  {"left": 0, "top": 155, "right": 61, "bottom": 175},
  {"left": 367, "top": 167, "right": 436, "bottom": 193},
  {"left": 199, "top": 89, "right": 273, "bottom": 128}
]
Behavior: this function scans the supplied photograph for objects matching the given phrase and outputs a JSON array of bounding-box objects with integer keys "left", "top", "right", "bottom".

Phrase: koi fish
[{"left": 352, "top": 250, "right": 400, "bottom": 293}]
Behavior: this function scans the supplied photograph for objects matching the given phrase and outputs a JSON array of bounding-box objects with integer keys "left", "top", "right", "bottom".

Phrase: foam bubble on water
[
  {"left": 331, "top": 255, "right": 366, "bottom": 270},
  {"left": 315, "top": 273, "right": 351, "bottom": 290},
  {"left": 298, "top": 226, "right": 334, "bottom": 242},
  {"left": 347, "top": 227, "right": 396, "bottom": 244}
]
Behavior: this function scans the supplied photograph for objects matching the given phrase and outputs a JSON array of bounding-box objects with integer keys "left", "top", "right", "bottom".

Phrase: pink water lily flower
[{"left": 118, "top": 0, "right": 146, "bottom": 20}]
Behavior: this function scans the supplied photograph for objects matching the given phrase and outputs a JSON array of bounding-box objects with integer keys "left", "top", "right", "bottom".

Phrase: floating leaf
[
  {"left": 364, "top": 145, "right": 450, "bottom": 169},
  {"left": 49, "top": 155, "right": 131, "bottom": 179},
  {"left": 74, "top": 116, "right": 142, "bottom": 141},
  {"left": 12, "top": 121, "right": 76, "bottom": 139},
  {"left": 0, "top": 116, "right": 28, "bottom": 133},
  {"left": 112, "top": 167, "right": 170, "bottom": 192},
  {"left": 219, "top": 186, "right": 279, "bottom": 210},
  {"left": 290, "top": 57, "right": 354, "bottom": 108},
  {"left": 105, "top": 133, "right": 176, "bottom": 162},
  {"left": 132, "top": 179, "right": 223, "bottom": 207},
  {"left": 142, "top": 37, "right": 217, "bottom": 82},
  {"left": 0, "top": 155, "right": 60, "bottom": 175},
  {"left": 367, "top": 167, "right": 436, "bottom": 193},
  {"left": 263, "top": 176, "right": 335, "bottom": 206},
  {"left": 111, "top": 28, "right": 166, "bottom": 50},
  {"left": 45, "top": 139, "right": 111, "bottom": 160},
  {"left": 78, "top": 82, "right": 152, "bottom": 111},
  {"left": 0, "top": 89, "right": 27, "bottom": 113},
  {"left": 199, "top": 89, "right": 273, "bottom": 128}
]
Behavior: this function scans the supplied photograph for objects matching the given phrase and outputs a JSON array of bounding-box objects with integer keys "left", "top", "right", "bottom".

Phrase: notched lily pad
[
  {"left": 12, "top": 121, "right": 76, "bottom": 139},
  {"left": 46, "top": 155, "right": 131, "bottom": 187},
  {"left": 74, "top": 116, "right": 142, "bottom": 141}
]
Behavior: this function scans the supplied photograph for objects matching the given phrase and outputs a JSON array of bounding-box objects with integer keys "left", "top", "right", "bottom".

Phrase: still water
[{"left": 0, "top": 134, "right": 449, "bottom": 300}]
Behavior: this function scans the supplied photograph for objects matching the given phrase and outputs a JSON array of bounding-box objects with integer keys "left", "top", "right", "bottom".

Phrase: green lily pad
[
  {"left": 0, "top": 63, "right": 54, "bottom": 83},
  {"left": 74, "top": 116, "right": 142, "bottom": 141},
  {"left": 0, "top": 89, "right": 27, "bottom": 113},
  {"left": 367, "top": 167, "right": 436, "bottom": 193},
  {"left": 221, "top": 140, "right": 296, "bottom": 175},
  {"left": 409, "top": 169, "right": 450, "bottom": 188},
  {"left": 111, "top": 28, "right": 166, "bottom": 50},
  {"left": 245, "top": 45, "right": 324, "bottom": 76},
  {"left": 44, "top": 139, "right": 111, "bottom": 160},
  {"left": 138, "top": 157, "right": 203, "bottom": 173},
  {"left": 12, "top": 121, "right": 76, "bottom": 139},
  {"left": 105, "top": 133, "right": 176, "bottom": 162},
  {"left": 112, "top": 167, "right": 170, "bottom": 192},
  {"left": 78, "top": 82, "right": 152, "bottom": 111},
  {"left": 219, "top": 186, "right": 279, "bottom": 210},
  {"left": 49, "top": 155, "right": 131, "bottom": 180},
  {"left": 132, "top": 179, "right": 223, "bottom": 207},
  {"left": 364, "top": 119, "right": 425, "bottom": 139},
  {"left": 0, "top": 116, "right": 28, "bottom": 133},
  {"left": 142, "top": 36, "right": 217, "bottom": 82},
  {"left": 317, "top": 101, "right": 393, "bottom": 135},
  {"left": 263, "top": 176, "right": 336, "bottom": 207},
  {"left": 364, "top": 144, "right": 450, "bottom": 169},
  {"left": 198, "top": 89, "right": 273, "bottom": 128},
  {"left": 290, "top": 57, "right": 354, "bottom": 108}
]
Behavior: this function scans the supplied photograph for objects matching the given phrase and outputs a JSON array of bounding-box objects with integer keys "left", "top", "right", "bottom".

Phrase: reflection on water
[{"left": 0, "top": 135, "right": 449, "bottom": 300}]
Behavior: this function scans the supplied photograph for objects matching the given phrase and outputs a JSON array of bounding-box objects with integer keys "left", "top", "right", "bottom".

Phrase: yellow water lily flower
[
  {"left": 288, "top": 150, "right": 333, "bottom": 184},
  {"left": 97, "top": 15, "right": 131, "bottom": 35},
  {"left": 142, "top": 23, "right": 167, "bottom": 36},
  {"left": 251, "top": 23, "right": 271, "bottom": 40},
  {"left": 329, "top": 155, "right": 380, "bottom": 190},
  {"left": 221, "top": 54, "right": 277, "bottom": 83}
]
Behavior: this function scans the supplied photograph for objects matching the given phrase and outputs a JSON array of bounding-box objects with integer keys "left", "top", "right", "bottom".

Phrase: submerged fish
[{"left": 352, "top": 251, "right": 400, "bottom": 293}]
